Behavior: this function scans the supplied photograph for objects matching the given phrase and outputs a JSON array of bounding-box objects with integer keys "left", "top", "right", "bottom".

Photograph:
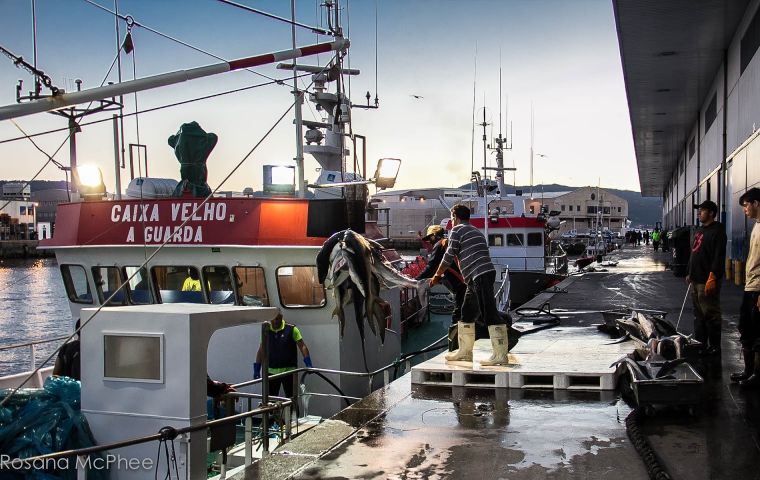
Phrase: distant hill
[{"left": 457, "top": 182, "right": 662, "bottom": 227}]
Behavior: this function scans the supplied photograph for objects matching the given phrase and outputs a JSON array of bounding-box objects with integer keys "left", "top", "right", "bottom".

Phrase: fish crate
[{"left": 628, "top": 361, "right": 703, "bottom": 413}]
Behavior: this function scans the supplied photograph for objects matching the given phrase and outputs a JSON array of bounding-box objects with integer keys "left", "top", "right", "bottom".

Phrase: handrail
[
  {"left": 0, "top": 335, "right": 67, "bottom": 352},
  {"left": 0, "top": 399, "right": 290, "bottom": 467}
]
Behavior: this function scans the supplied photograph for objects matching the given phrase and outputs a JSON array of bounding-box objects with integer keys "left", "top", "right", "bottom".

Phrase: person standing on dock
[
  {"left": 733, "top": 188, "right": 760, "bottom": 387},
  {"left": 430, "top": 204, "right": 509, "bottom": 366},
  {"left": 651, "top": 228, "right": 662, "bottom": 252},
  {"left": 687, "top": 200, "right": 727, "bottom": 356}
]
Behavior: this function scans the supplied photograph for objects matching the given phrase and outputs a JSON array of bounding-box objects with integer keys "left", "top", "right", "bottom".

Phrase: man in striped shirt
[{"left": 430, "top": 204, "right": 509, "bottom": 366}]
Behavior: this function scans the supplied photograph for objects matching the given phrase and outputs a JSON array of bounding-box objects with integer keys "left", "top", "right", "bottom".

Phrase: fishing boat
[{"left": 0, "top": 4, "right": 425, "bottom": 473}]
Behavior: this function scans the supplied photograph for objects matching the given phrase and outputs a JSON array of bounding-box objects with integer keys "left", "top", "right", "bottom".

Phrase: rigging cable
[
  {"left": 470, "top": 43, "right": 477, "bottom": 194},
  {"left": 0, "top": 54, "right": 340, "bottom": 410},
  {"left": 345, "top": 0, "right": 351, "bottom": 103},
  {"left": 374, "top": 0, "right": 379, "bottom": 104},
  {"left": 80, "top": 0, "right": 281, "bottom": 84},
  {"left": 114, "top": 0, "right": 126, "bottom": 169},
  {"left": 127, "top": 22, "right": 144, "bottom": 178},
  {"left": 216, "top": 0, "right": 331, "bottom": 36}
]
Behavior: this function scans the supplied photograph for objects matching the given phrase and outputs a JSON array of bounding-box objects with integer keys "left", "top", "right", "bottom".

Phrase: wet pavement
[{"left": 235, "top": 245, "right": 760, "bottom": 479}]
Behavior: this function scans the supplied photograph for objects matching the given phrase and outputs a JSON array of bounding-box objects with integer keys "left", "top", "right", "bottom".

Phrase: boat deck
[{"left": 233, "top": 246, "right": 760, "bottom": 479}]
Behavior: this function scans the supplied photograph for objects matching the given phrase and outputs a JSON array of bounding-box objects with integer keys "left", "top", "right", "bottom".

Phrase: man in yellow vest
[{"left": 254, "top": 312, "right": 312, "bottom": 403}]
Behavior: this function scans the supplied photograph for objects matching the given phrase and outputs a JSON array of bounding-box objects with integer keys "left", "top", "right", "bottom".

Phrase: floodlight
[
  {"left": 263, "top": 165, "right": 296, "bottom": 196},
  {"left": 72, "top": 165, "right": 106, "bottom": 199},
  {"left": 373, "top": 158, "right": 401, "bottom": 189}
]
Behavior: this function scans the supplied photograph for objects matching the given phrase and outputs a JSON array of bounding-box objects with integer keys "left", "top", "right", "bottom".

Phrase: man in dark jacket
[
  {"left": 687, "top": 200, "right": 727, "bottom": 355},
  {"left": 53, "top": 319, "right": 81, "bottom": 381},
  {"left": 415, "top": 225, "right": 466, "bottom": 324}
]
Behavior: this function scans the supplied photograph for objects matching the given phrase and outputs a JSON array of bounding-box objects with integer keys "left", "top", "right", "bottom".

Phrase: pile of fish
[
  {"left": 316, "top": 229, "right": 428, "bottom": 345},
  {"left": 610, "top": 356, "right": 689, "bottom": 381},
  {"left": 599, "top": 310, "right": 701, "bottom": 360}
]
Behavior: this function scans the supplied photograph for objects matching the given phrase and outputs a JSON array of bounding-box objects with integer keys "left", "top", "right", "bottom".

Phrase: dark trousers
[
  {"left": 461, "top": 271, "right": 501, "bottom": 327},
  {"left": 739, "top": 291, "right": 760, "bottom": 351},
  {"left": 268, "top": 371, "right": 298, "bottom": 417},
  {"left": 692, "top": 283, "right": 722, "bottom": 349},
  {"left": 452, "top": 283, "right": 466, "bottom": 324},
  {"left": 269, "top": 372, "right": 295, "bottom": 398}
]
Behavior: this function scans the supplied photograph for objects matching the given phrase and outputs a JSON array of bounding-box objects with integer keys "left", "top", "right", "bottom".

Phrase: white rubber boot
[
  {"left": 445, "top": 322, "right": 475, "bottom": 362},
  {"left": 480, "top": 324, "right": 510, "bottom": 366}
]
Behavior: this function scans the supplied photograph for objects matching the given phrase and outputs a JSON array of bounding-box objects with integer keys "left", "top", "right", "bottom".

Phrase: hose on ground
[{"left": 625, "top": 408, "right": 672, "bottom": 480}]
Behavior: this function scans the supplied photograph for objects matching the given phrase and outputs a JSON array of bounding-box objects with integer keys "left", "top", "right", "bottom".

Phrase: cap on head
[
  {"left": 693, "top": 200, "right": 718, "bottom": 216},
  {"left": 424, "top": 225, "right": 444, "bottom": 240}
]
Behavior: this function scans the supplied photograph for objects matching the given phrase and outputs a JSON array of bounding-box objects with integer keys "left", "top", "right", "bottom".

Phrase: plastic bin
[{"left": 628, "top": 361, "right": 703, "bottom": 414}]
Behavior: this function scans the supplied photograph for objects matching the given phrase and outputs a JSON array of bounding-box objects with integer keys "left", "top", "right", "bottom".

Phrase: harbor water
[{"left": 0, "top": 258, "right": 72, "bottom": 376}]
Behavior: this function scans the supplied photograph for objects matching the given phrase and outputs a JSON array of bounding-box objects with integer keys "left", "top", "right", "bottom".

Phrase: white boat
[{"left": 0, "top": 3, "right": 422, "bottom": 476}]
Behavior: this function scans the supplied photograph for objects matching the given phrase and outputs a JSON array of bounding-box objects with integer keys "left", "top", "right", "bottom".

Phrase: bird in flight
[{"left": 410, "top": 94, "right": 424, "bottom": 99}]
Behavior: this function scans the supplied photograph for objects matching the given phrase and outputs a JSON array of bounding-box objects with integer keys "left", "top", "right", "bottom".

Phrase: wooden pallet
[{"left": 411, "top": 327, "right": 630, "bottom": 391}]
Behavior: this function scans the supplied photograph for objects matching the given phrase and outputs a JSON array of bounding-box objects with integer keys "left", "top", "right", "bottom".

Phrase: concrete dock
[{"left": 235, "top": 245, "right": 760, "bottom": 479}]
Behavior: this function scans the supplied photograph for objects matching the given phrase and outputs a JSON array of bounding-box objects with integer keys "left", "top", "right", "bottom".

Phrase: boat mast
[
  {"left": 480, "top": 106, "right": 489, "bottom": 240},
  {"left": 291, "top": 0, "right": 306, "bottom": 198}
]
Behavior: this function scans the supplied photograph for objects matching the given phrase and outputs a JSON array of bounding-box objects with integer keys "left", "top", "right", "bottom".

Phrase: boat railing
[
  {"left": 494, "top": 269, "right": 511, "bottom": 311},
  {"left": 0, "top": 394, "right": 293, "bottom": 479},
  {"left": 545, "top": 253, "right": 569, "bottom": 275},
  {"left": 0, "top": 333, "right": 447, "bottom": 478},
  {"left": 400, "top": 286, "right": 427, "bottom": 331},
  {"left": 0, "top": 335, "right": 68, "bottom": 374}
]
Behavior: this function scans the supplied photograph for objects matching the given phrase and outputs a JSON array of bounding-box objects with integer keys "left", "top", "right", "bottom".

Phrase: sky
[{"left": 0, "top": 0, "right": 640, "bottom": 195}]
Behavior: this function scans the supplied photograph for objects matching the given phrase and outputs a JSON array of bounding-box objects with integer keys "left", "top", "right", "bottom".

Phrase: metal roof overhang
[{"left": 612, "top": 0, "right": 750, "bottom": 197}]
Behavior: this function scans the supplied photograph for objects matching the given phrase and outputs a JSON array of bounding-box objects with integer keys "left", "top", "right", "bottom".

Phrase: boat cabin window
[
  {"left": 489, "top": 200, "right": 514, "bottom": 215},
  {"left": 152, "top": 266, "right": 205, "bottom": 304},
  {"left": 276, "top": 266, "right": 325, "bottom": 308},
  {"left": 92, "top": 266, "right": 127, "bottom": 306},
  {"left": 203, "top": 266, "right": 235, "bottom": 304},
  {"left": 488, "top": 234, "right": 504, "bottom": 247},
  {"left": 460, "top": 201, "right": 478, "bottom": 215},
  {"left": 233, "top": 266, "right": 269, "bottom": 306},
  {"left": 124, "top": 266, "right": 154, "bottom": 304},
  {"left": 527, "top": 232, "right": 543, "bottom": 247},
  {"left": 61, "top": 264, "right": 93, "bottom": 304},
  {"left": 506, "top": 233, "right": 524, "bottom": 246}
]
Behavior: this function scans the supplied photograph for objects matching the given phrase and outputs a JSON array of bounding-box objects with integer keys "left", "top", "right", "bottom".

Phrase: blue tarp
[{"left": 0, "top": 377, "right": 107, "bottom": 479}]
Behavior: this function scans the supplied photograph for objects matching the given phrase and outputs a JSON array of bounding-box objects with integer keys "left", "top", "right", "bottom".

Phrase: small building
[
  {"left": 529, "top": 187, "right": 629, "bottom": 234},
  {"left": 31, "top": 189, "right": 70, "bottom": 239}
]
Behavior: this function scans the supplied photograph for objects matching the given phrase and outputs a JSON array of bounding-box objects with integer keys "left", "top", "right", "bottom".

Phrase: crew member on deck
[
  {"left": 53, "top": 319, "right": 81, "bottom": 381},
  {"left": 416, "top": 225, "right": 466, "bottom": 324},
  {"left": 254, "top": 312, "right": 313, "bottom": 405},
  {"left": 182, "top": 269, "right": 203, "bottom": 291}
]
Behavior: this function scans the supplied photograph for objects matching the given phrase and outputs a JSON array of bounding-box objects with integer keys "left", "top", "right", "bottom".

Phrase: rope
[{"left": 625, "top": 408, "right": 672, "bottom": 480}]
